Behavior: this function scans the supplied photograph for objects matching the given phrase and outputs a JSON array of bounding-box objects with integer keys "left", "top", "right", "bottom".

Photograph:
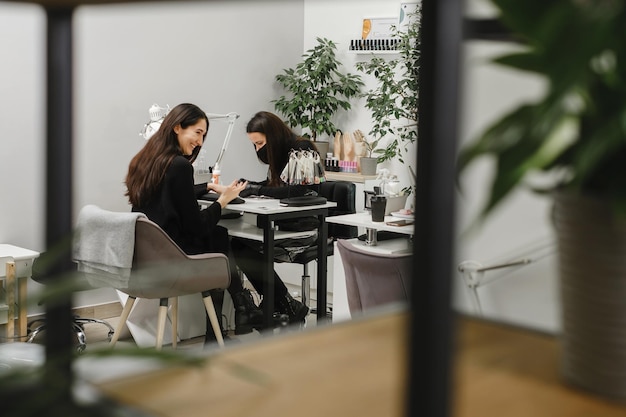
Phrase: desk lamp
[{"left": 140, "top": 104, "right": 240, "bottom": 183}]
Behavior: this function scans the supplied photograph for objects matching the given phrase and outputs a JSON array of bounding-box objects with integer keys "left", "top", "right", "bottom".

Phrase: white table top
[
  {"left": 198, "top": 197, "right": 334, "bottom": 242},
  {"left": 340, "top": 237, "right": 412, "bottom": 255},
  {"left": 326, "top": 212, "right": 414, "bottom": 235},
  {"left": 199, "top": 196, "right": 337, "bottom": 215},
  {"left": 218, "top": 217, "right": 316, "bottom": 242},
  {"left": 0, "top": 244, "right": 40, "bottom": 260}
]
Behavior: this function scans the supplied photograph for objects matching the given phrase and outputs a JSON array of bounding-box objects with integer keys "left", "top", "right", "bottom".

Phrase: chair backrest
[
  {"left": 128, "top": 217, "right": 231, "bottom": 299},
  {"left": 319, "top": 181, "right": 358, "bottom": 239},
  {"left": 73, "top": 206, "right": 230, "bottom": 298},
  {"left": 336, "top": 239, "right": 411, "bottom": 314}
]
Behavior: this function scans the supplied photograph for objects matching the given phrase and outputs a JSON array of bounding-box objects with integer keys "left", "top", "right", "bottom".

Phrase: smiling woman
[
  {"left": 174, "top": 118, "right": 207, "bottom": 157},
  {"left": 124, "top": 103, "right": 262, "bottom": 342}
]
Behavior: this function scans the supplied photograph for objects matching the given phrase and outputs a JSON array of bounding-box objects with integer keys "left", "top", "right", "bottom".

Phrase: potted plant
[
  {"left": 355, "top": 4, "right": 420, "bottom": 167},
  {"left": 273, "top": 37, "right": 364, "bottom": 158},
  {"left": 457, "top": 0, "right": 626, "bottom": 401},
  {"left": 353, "top": 129, "right": 381, "bottom": 175}
]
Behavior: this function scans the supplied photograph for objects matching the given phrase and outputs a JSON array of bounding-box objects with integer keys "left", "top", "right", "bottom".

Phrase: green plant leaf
[
  {"left": 273, "top": 37, "right": 364, "bottom": 140},
  {"left": 355, "top": 5, "right": 420, "bottom": 165}
]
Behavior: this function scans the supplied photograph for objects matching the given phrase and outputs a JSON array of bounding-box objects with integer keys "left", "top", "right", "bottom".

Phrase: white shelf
[
  {"left": 326, "top": 172, "right": 378, "bottom": 183},
  {"left": 348, "top": 50, "right": 400, "bottom": 55}
]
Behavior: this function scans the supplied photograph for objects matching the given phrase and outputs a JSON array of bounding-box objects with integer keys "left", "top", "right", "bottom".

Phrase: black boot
[
  {"left": 258, "top": 299, "right": 291, "bottom": 328},
  {"left": 232, "top": 289, "right": 264, "bottom": 335},
  {"left": 277, "top": 292, "right": 309, "bottom": 324}
]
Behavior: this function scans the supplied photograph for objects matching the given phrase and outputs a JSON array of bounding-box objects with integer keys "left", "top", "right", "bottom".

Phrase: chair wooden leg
[
  {"left": 17, "top": 276, "right": 28, "bottom": 340},
  {"left": 110, "top": 296, "right": 136, "bottom": 347},
  {"left": 5, "top": 261, "right": 15, "bottom": 342},
  {"left": 202, "top": 294, "right": 224, "bottom": 348},
  {"left": 171, "top": 297, "right": 178, "bottom": 349},
  {"left": 156, "top": 298, "right": 168, "bottom": 350}
]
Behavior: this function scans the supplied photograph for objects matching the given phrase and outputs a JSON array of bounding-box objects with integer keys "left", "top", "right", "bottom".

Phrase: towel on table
[{"left": 72, "top": 204, "right": 146, "bottom": 289}]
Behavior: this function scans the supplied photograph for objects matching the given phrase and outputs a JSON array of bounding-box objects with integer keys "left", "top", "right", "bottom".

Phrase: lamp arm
[{"left": 208, "top": 112, "right": 240, "bottom": 169}]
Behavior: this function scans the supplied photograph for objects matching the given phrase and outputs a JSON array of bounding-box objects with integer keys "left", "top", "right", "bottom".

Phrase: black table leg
[
  {"left": 316, "top": 214, "right": 328, "bottom": 322},
  {"left": 261, "top": 216, "right": 275, "bottom": 332}
]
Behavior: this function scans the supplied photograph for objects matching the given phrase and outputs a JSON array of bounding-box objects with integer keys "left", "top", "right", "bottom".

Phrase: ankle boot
[
  {"left": 277, "top": 292, "right": 309, "bottom": 324},
  {"left": 258, "top": 299, "right": 291, "bottom": 328},
  {"left": 232, "top": 289, "right": 264, "bottom": 335}
]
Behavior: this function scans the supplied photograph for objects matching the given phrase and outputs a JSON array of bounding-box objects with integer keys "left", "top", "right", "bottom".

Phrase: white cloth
[{"left": 72, "top": 205, "right": 146, "bottom": 288}]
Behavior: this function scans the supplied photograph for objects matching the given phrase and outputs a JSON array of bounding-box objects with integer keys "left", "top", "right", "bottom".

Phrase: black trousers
[
  {"left": 201, "top": 225, "right": 244, "bottom": 295},
  {"left": 203, "top": 225, "right": 244, "bottom": 339},
  {"left": 230, "top": 237, "right": 289, "bottom": 304}
]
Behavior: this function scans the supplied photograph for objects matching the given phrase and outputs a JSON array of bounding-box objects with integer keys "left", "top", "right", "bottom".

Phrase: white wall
[
  {"left": 0, "top": 3, "right": 46, "bottom": 252},
  {"left": 276, "top": 0, "right": 417, "bottom": 295},
  {"left": 1, "top": 0, "right": 304, "bottom": 309},
  {"left": 1, "top": 0, "right": 561, "bottom": 333},
  {"left": 73, "top": 1, "right": 304, "bottom": 213},
  {"left": 303, "top": 0, "right": 417, "bottom": 199},
  {"left": 454, "top": 2, "right": 560, "bottom": 333},
  {"left": 303, "top": 0, "right": 561, "bottom": 334}
]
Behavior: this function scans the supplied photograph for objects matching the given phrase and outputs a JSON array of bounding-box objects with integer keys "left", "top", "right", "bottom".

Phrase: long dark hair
[
  {"left": 246, "top": 111, "right": 316, "bottom": 186},
  {"left": 126, "top": 103, "right": 209, "bottom": 206}
]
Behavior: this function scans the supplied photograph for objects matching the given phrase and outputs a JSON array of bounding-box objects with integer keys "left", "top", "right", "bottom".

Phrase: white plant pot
[{"left": 359, "top": 157, "right": 378, "bottom": 176}]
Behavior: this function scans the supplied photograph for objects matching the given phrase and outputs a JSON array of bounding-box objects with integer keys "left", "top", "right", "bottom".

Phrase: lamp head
[{"left": 140, "top": 104, "right": 170, "bottom": 140}]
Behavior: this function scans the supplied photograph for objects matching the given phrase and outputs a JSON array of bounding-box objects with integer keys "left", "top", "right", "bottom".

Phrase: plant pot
[
  {"left": 553, "top": 192, "right": 626, "bottom": 401},
  {"left": 359, "top": 157, "right": 378, "bottom": 176},
  {"left": 314, "top": 141, "right": 329, "bottom": 160}
]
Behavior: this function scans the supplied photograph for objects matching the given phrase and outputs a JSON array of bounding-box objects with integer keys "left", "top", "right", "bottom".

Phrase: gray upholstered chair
[
  {"left": 73, "top": 205, "right": 230, "bottom": 350},
  {"left": 336, "top": 239, "right": 411, "bottom": 315}
]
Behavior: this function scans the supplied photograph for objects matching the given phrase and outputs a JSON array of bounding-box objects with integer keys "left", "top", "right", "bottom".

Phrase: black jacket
[{"left": 132, "top": 155, "right": 222, "bottom": 255}]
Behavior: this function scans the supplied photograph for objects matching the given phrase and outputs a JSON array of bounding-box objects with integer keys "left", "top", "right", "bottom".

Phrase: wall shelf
[
  {"left": 348, "top": 50, "right": 400, "bottom": 56},
  {"left": 326, "top": 171, "right": 378, "bottom": 184}
]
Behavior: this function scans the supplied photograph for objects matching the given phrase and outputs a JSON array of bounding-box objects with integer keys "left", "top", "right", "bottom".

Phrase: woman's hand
[
  {"left": 216, "top": 179, "right": 247, "bottom": 208},
  {"left": 206, "top": 182, "right": 227, "bottom": 194}
]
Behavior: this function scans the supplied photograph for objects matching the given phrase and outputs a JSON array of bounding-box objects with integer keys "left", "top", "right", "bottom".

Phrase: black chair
[
  {"left": 27, "top": 252, "right": 115, "bottom": 353},
  {"left": 279, "top": 181, "right": 358, "bottom": 315}
]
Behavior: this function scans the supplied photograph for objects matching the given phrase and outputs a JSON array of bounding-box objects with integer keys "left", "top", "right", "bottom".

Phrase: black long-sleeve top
[{"left": 132, "top": 155, "right": 219, "bottom": 255}]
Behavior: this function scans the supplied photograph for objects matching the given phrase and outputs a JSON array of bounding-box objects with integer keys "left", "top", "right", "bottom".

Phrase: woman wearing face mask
[
  {"left": 231, "top": 111, "right": 323, "bottom": 324},
  {"left": 125, "top": 103, "right": 264, "bottom": 343},
  {"left": 238, "top": 111, "right": 322, "bottom": 199}
]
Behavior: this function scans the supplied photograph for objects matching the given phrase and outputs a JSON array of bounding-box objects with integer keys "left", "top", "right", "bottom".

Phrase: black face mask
[{"left": 256, "top": 145, "right": 269, "bottom": 164}]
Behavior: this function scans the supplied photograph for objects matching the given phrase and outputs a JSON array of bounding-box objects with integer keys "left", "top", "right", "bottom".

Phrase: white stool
[{"left": 0, "top": 245, "right": 40, "bottom": 342}]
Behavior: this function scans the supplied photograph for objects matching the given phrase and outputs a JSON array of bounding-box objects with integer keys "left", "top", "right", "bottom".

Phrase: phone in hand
[{"left": 385, "top": 219, "right": 414, "bottom": 227}]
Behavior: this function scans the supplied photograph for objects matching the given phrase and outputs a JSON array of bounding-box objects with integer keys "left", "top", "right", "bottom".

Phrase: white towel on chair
[{"left": 72, "top": 204, "right": 146, "bottom": 287}]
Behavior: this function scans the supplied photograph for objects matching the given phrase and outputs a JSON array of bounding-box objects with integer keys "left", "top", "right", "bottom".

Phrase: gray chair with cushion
[
  {"left": 73, "top": 205, "right": 230, "bottom": 350},
  {"left": 336, "top": 239, "right": 411, "bottom": 315}
]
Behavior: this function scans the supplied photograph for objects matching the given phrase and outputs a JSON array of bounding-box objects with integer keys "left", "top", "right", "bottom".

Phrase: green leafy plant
[
  {"left": 458, "top": 0, "right": 626, "bottom": 219},
  {"left": 273, "top": 37, "right": 364, "bottom": 142},
  {"left": 355, "top": 5, "right": 421, "bottom": 164}
]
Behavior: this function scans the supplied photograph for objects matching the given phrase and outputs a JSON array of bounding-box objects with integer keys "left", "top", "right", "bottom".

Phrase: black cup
[{"left": 370, "top": 195, "right": 387, "bottom": 222}]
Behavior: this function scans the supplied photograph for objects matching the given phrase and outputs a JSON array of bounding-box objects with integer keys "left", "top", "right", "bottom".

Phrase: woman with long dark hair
[
  {"left": 125, "top": 103, "right": 263, "bottom": 342},
  {"left": 232, "top": 111, "right": 322, "bottom": 324}
]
